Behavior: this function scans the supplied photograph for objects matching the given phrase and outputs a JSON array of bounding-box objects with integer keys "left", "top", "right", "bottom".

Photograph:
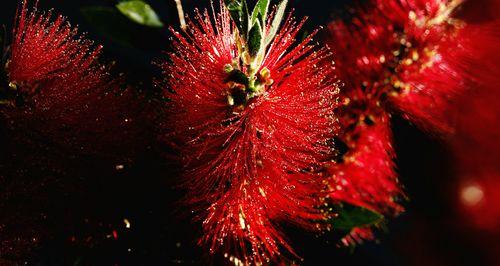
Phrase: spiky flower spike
[
  {"left": 6, "top": 0, "right": 110, "bottom": 102},
  {"left": 160, "top": 0, "right": 338, "bottom": 263},
  {"left": 328, "top": 0, "right": 468, "bottom": 135},
  {"left": 1, "top": 0, "right": 143, "bottom": 161},
  {"left": 0, "top": 1, "right": 152, "bottom": 258},
  {"left": 326, "top": 0, "right": 499, "bottom": 242}
]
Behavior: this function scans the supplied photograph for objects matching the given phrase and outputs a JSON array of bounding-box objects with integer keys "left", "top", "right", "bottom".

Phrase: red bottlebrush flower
[
  {"left": 8, "top": 1, "right": 108, "bottom": 99},
  {"left": 391, "top": 20, "right": 500, "bottom": 134},
  {"left": 159, "top": 0, "right": 338, "bottom": 263},
  {"left": 328, "top": 0, "right": 467, "bottom": 135},
  {"left": 1, "top": 0, "right": 146, "bottom": 162},
  {"left": 0, "top": 1, "right": 150, "bottom": 258},
  {"left": 328, "top": 0, "right": 498, "bottom": 134},
  {"left": 328, "top": 111, "right": 402, "bottom": 214}
]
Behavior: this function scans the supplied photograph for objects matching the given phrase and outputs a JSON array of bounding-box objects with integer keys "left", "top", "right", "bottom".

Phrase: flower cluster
[
  {"left": 325, "top": 0, "right": 499, "bottom": 241},
  {"left": 1, "top": 0, "right": 498, "bottom": 264}
]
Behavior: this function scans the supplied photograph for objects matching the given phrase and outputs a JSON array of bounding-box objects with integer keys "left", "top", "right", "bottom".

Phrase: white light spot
[
  {"left": 461, "top": 184, "right": 484, "bottom": 207},
  {"left": 124, "top": 218, "right": 131, "bottom": 229}
]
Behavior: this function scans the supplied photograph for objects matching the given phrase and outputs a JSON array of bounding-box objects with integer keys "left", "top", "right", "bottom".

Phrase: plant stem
[{"left": 174, "top": 0, "right": 186, "bottom": 30}]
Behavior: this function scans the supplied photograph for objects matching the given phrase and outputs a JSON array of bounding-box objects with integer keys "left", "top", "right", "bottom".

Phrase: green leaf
[
  {"left": 81, "top": 6, "right": 135, "bottom": 46},
  {"left": 116, "top": 0, "right": 163, "bottom": 28},
  {"left": 225, "top": 0, "right": 249, "bottom": 38},
  {"left": 264, "top": 0, "right": 288, "bottom": 46},
  {"left": 329, "top": 203, "right": 384, "bottom": 231},
  {"left": 248, "top": 21, "right": 263, "bottom": 57},
  {"left": 251, "top": 0, "right": 270, "bottom": 26}
]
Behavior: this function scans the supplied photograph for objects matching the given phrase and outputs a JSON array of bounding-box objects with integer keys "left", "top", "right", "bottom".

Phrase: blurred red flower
[{"left": 325, "top": 0, "right": 500, "bottom": 242}]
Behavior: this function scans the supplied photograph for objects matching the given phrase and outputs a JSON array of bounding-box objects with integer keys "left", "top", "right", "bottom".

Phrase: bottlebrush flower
[
  {"left": 325, "top": 95, "right": 402, "bottom": 245},
  {"left": 1, "top": 0, "right": 146, "bottom": 162},
  {"left": 7, "top": 1, "right": 109, "bottom": 100},
  {"left": 328, "top": 0, "right": 469, "bottom": 135},
  {"left": 159, "top": 0, "right": 338, "bottom": 263},
  {"left": 0, "top": 0, "right": 150, "bottom": 258},
  {"left": 327, "top": 111, "right": 402, "bottom": 214}
]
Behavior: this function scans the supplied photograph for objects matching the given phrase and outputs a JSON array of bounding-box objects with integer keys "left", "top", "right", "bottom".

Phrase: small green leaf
[
  {"left": 226, "top": 0, "right": 243, "bottom": 12},
  {"left": 251, "top": 0, "right": 270, "bottom": 26},
  {"left": 264, "top": 0, "right": 288, "bottom": 46},
  {"left": 329, "top": 203, "right": 384, "bottom": 231},
  {"left": 248, "top": 21, "right": 263, "bottom": 57},
  {"left": 116, "top": 0, "right": 163, "bottom": 27},
  {"left": 225, "top": 0, "right": 250, "bottom": 38}
]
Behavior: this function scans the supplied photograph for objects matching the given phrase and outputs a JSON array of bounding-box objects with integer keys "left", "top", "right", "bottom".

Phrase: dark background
[{"left": 0, "top": 0, "right": 496, "bottom": 265}]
